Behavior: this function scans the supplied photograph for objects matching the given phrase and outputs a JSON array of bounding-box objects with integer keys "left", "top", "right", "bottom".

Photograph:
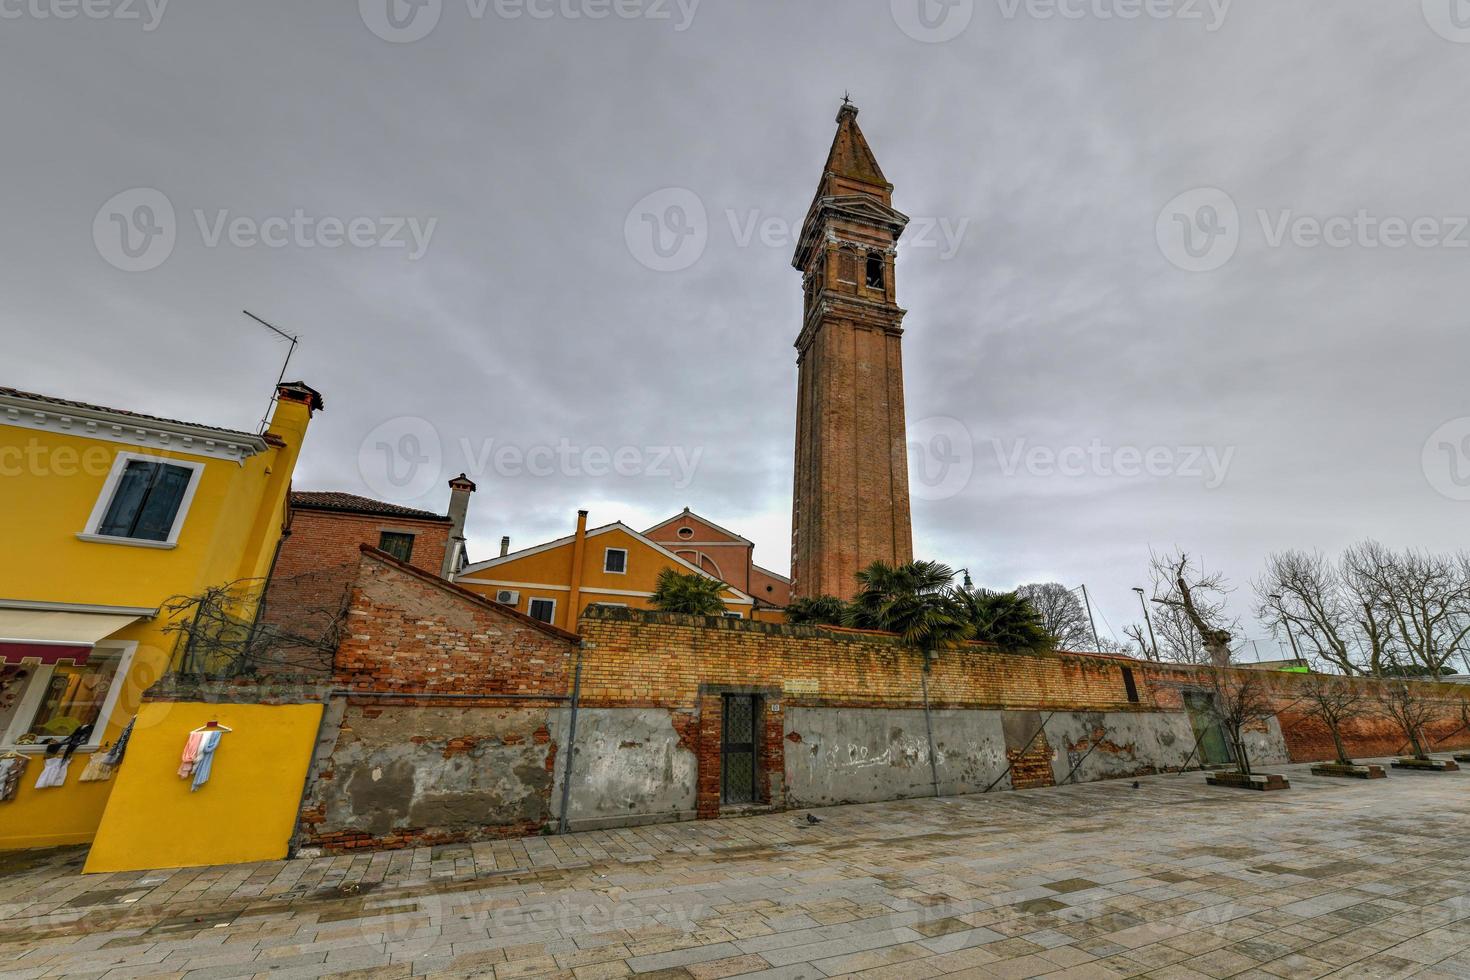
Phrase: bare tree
[
  {"left": 1255, "top": 550, "right": 1362, "bottom": 675},
  {"left": 1017, "top": 583, "right": 1093, "bottom": 651},
  {"left": 163, "top": 577, "right": 349, "bottom": 679},
  {"left": 1147, "top": 601, "right": 1210, "bottom": 664},
  {"left": 1375, "top": 678, "right": 1442, "bottom": 761},
  {"left": 1296, "top": 673, "right": 1367, "bottom": 765},
  {"left": 1149, "top": 550, "right": 1237, "bottom": 667},
  {"left": 1345, "top": 542, "right": 1470, "bottom": 676},
  {"left": 1123, "top": 623, "right": 1158, "bottom": 661},
  {"left": 1199, "top": 664, "right": 1277, "bottom": 776}
]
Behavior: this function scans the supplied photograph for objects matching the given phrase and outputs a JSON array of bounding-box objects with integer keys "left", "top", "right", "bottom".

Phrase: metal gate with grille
[{"left": 721, "top": 694, "right": 758, "bottom": 804}]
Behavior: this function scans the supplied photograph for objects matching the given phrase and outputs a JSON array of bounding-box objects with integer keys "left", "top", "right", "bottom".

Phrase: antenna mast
[{"left": 243, "top": 309, "right": 300, "bottom": 434}]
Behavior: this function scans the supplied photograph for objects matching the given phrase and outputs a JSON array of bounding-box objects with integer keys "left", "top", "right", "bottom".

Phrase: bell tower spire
[{"left": 789, "top": 102, "right": 914, "bottom": 601}]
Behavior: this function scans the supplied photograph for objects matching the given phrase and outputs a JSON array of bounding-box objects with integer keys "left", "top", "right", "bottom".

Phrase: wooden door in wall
[{"left": 720, "top": 694, "right": 758, "bottom": 804}]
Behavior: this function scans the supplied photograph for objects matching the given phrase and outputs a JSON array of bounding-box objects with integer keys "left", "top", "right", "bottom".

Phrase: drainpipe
[
  {"left": 566, "top": 510, "right": 589, "bottom": 632},
  {"left": 557, "top": 641, "right": 586, "bottom": 835},
  {"left": 921, "top": 650, "right": 940, "bottom": 798}
]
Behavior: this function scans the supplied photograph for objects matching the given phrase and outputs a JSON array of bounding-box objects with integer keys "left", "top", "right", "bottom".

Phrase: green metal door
[{"left": 1184, "top": 690, "right": 1233, "bottom": 767}]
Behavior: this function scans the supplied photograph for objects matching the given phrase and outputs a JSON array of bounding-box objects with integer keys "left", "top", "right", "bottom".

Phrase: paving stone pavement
[{"left": 3, "top": 756, "right": 1470, "bottom": 979}]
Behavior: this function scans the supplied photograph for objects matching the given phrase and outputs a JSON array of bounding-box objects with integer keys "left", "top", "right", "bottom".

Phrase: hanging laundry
[
  {"left": 59, "top": 724, "right": 93, "bottom": 762},
  {"left": 103, "top": 717, "right": 136, "bottom": 768},
  {"left": 177, "top": 730, "right": 205, "bottom": 779},
  {"left": 77, "top": 752, "right": 113, "bottom": 783},
  {"left": 190, "top": 730, "right": 223, "bottom": 792},
  {"left": 0, "top": 756, "right": 28, "bottom": 801},
  {"left": 34, "top": 756, "right": 69, "bottom": 789}
]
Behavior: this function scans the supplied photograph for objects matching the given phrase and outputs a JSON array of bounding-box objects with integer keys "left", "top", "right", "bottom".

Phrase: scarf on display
[
  {"left": 179, "top": 726, "right": 227, "bottom": 791},
  {"left": 79, "top": 717, "right": 138, "bottom": 783},
  {"left": 0, "top": 756, "right": 28, "bottom": 802}
]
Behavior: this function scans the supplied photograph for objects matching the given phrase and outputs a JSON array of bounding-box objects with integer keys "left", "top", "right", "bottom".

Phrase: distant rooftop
[{"left": 290, "top": 491, "right": 448, "bottom": 522}]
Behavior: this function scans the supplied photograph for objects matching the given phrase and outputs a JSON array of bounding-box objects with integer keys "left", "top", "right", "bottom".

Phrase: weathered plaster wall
[
  {"left": 784, "top": 707, "right": 1009, "bottom": 805},
  {"left": 300, "top": 704, "right": 568, "bottom": 849},
  {"left": 1043, "top": 710, "right": 1199, "bottom": 784},
  {"left": 561, "top": 708, "right": 697, "bottom": 830}
]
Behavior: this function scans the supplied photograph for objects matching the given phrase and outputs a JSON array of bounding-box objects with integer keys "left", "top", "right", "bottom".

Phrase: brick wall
[
  {"left": 295, "top": 549, "right": 578, "bottom": 852},
  {"left": 577, "top": 608, "right": 1143, "bottom": 712},
  {"left": 261, "top": 508, "right": 454, "bottom": 649},
  {"left": 293, "top": 588, "right": 1470, "bottom": 850},
  {"left": 575, "top": 608, "right": 1470, "bottom": 816},
  {"left": 334, "top": 548, "right": 576, "bottom": 698}
]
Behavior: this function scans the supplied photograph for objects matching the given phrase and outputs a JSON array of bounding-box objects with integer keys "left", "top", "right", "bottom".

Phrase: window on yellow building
[
  {"left": 604, "top": 548, "right": 628, "bottom": 574},
  {"left": 88, "top": 455, "right": 201, "bottom": 544}
]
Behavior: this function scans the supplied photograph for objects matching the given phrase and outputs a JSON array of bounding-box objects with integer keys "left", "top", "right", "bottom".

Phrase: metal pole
[
  {"left": 1134, "top": 588, "right": 1158, "bottom": 660},
  {"left": 1270, "top": 595, "right": 1304, "bottom": 664},
  {"left": 921, "top": 653, "right": 940, "bottom": 798},
  {"left": 557, "top": 645, "right": 585, "bottom": 836},
  {"left": 1080, "top": 584, "right": 1102, "bottom": 653}
]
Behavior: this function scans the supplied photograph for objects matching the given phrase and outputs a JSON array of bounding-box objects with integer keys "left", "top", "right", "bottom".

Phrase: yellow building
[
  {"left": 0, "top": 381, "right": 320, "bottom": 849},
  {"left": 457, "top": 510, "right": 756, "bottom": 631}
]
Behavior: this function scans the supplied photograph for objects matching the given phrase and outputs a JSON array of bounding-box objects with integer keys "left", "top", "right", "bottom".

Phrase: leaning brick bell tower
[{"left": 789, "top": 101, "right": 914, "bottom": 601}]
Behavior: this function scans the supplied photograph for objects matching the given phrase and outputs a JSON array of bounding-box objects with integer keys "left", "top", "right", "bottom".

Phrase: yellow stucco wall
[
  {"left": 83, "top": 700, "right": 322, "bottom": 873},
  {"left": 0, "top": 392, "right": 314, "bottom": 849},
  {"left": 458, "top": 526, "right": 752, "bottom": 630}
]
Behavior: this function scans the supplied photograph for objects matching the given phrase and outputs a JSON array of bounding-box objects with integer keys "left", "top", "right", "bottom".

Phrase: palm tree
[
  {"left": 649, "top": 567, "right": 729, "bottom": 616},
  {"left": 845, "top": 560, "right": 974, "bottom": 649},
  {"left": 956, "top": 588, "right": 1051, "bottom": 652},
  {"left": 785, "top": 595, "right": 849, "bottom": 626}
]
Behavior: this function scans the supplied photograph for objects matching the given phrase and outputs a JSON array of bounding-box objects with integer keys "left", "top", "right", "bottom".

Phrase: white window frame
[
  {"left": 526, "top": 597, "right": 558, "bottom": 624},
  {"left": 1, "top": 640, "right": 137, "bottom": 752},
  {"left": 723, "top": 611, "right": 743, "bottom": 619},
  {"left": 603, "top": 547, "right": 629, "bottom": 574},
  {"left": 77, "top": 451, "right": 205, "bottom": 550}
]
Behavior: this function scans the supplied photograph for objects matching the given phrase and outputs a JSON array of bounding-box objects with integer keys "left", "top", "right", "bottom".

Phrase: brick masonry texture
[
  {"left": 294, "top": 550, "right": 577, "bottom": 852},
  {"left": 334, "top": 550, "right": 575, "bottom": 699},
  {"left": 288, "top": 561, "right": 1470, "bottom": 851},
  {"left": 261, "top": 505, "right": 454, "bottom": 649}
]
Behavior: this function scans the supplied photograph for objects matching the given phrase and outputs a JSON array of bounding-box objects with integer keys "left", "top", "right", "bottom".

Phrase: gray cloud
[{"left": 4, "top": 0, "right": 1469, "bottom": 653}]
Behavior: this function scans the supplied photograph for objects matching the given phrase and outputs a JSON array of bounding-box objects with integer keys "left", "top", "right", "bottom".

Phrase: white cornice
[{"left": 0, "top": 393, "right": 267, "bottom": 462}]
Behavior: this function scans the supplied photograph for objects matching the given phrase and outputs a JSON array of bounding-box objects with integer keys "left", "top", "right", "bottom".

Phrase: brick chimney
[{"left": 441, "top": 473, "right": 477, "bottom": 578}]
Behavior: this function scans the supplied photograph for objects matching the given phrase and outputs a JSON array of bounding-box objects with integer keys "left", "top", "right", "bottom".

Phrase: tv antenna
[{"left": 243, "top": 309, "right": 300, "bottom": 434}]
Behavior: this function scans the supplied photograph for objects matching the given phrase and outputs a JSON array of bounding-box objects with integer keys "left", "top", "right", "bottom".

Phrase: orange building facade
[{"left": 456, "top": 510, "right": 766, "bottom": 632}]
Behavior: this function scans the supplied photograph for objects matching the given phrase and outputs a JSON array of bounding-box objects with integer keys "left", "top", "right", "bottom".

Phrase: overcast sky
[{"left": 4, "top": 0, "right": 1469, "bottom": 653}]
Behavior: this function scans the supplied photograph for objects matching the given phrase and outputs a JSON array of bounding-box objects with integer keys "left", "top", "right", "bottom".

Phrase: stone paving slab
[{"left": 2, "top": 756, "right": 1470, "bottom": 978}]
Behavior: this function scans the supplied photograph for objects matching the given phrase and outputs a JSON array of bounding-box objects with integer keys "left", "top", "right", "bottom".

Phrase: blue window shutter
[
  {"left": 97, "top": 461, "right": 157, "bottom": 537},
  {"left": 131, "top": 464, "right": 192, "bottom": 541}
]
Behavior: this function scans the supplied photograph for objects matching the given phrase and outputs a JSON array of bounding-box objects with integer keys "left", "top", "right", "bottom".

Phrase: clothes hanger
[
  {"left": 190, "top": 720, "right": 232, "bottom": 733},
  {"left": 0, "top": 749, "right": 26, "bottom": 761}
]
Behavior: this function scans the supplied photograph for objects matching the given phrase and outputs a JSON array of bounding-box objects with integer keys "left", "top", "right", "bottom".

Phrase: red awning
[{"left": 0, "top": 642, "right": 93, "bottom": 666}]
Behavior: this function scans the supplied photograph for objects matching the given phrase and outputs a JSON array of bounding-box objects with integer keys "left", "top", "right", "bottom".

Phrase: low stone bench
[
  {"left": 1206, "top": 771, "right": 1291, "bottom": 791},
  {"left": 1310, "top": 762, "right": 1386, "bottom": 779},
  {"left": 1391, "top": 757, "right": 1460, "bottom": 772}
]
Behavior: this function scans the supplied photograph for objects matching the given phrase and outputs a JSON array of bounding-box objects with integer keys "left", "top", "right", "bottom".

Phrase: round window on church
[{"left": 677, "top": 527, "right": 693, "bottom": 539}]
